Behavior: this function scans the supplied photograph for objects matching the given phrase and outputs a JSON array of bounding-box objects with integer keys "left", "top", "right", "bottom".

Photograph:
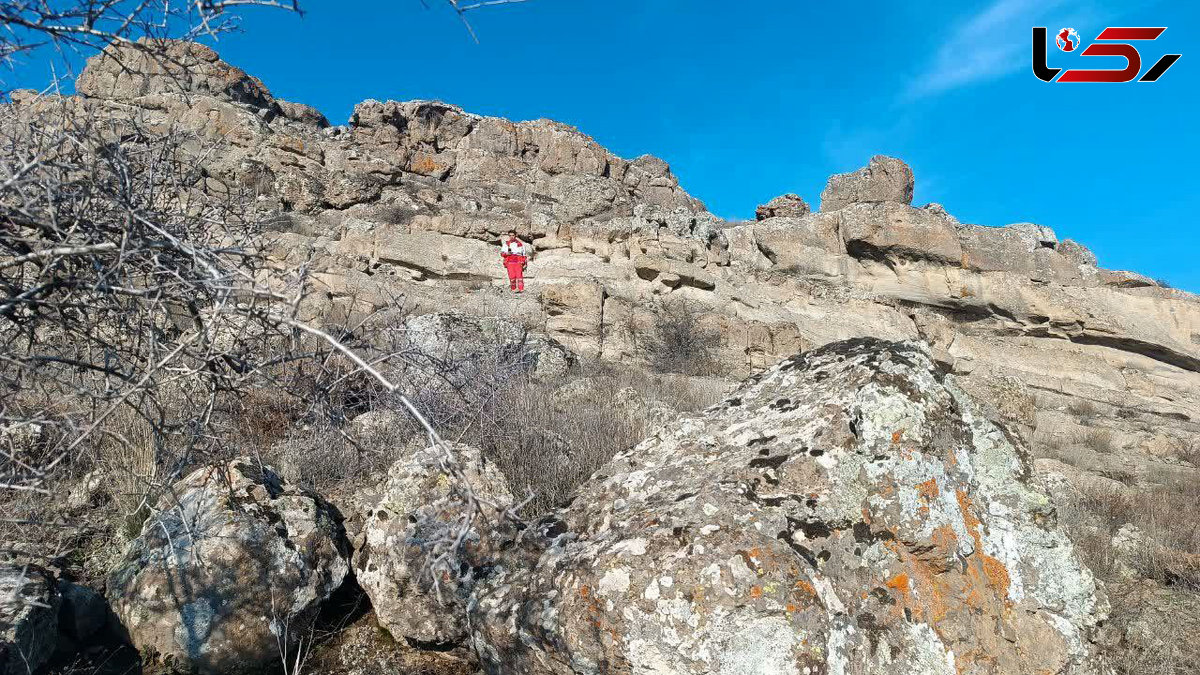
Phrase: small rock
[
  {"left": 921, "top": 202, "right": 960, "bottom": 225},
  {"left": 67, "top": 470, "right": 106, "bottom": 510},
  {"left": 1007, "top": 222, "right": 1059, "bottom": 251},
  {"left": 1058, "top": 239, "right": 1098, "bottom": 267},
  {"left": 1100, "top": 269, "right": 1156, "bottom": 288},
  {"left": 755, "top": 194, "right": 810, "bottom": 220}
]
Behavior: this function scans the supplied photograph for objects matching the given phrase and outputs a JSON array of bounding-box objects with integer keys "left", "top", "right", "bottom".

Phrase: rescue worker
[{"left": 499, "top": 229, "right": 530, "bottom": 292}]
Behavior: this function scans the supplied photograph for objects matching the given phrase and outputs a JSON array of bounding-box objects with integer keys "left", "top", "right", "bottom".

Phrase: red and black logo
[{"left": 1033, "top": 27, "right": 1181, "bottom": 83}]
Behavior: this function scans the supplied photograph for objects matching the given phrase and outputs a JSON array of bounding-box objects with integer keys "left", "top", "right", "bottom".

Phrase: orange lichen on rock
[
  {"left": 891, "top": 429, "right": 905, "bottom": 445},
  {"left": 954, "top": 489, "right": 1012, "bottom": 596},
  {"left": 982, "top": 553, "right": 1012, "bottom": 596},
  {"left": 411, "top": 154, "right": 440, "bottom": 175},
  {"left": 956, "top": 489, "right": 982, "bottom": 535},
  {"left": 916, "top": 478, "right": 939, "bottom": 502},
  {"left": 792, "top": 578, "right": 817, "bottom": 604},
  {"left": 885, "top": 573, "right": 910, "bottom": 594}
]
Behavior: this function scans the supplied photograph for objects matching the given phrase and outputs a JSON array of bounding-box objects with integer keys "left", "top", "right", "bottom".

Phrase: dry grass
[
  {"left": 463, "top": 364, "right": 730, "bottom": 514},
  {"left": 1082, "top": 428, "right": 1118, "bottom": 454},
  {"left": 1167, "top": 438, "right": 1200, "bottom": 467},
  {"left": 1068, "top": 397, "right": 1102, "bottom": 421},
  {"left": 646, "top": 300, "right": 724, "bottom": 376},
  {"left": 94, "top": 408, "right": 158, "bottom": 539},
  {"left": 1055, "top": 475, "right": 1200, "bottom": 674},
  {"left": 1067, "top": 478, "right": 1200, "bottom": 588}
]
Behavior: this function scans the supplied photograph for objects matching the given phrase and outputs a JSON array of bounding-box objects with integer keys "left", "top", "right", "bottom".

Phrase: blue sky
[{"left": 10, "top": 0, "right": 1199, "bottom": 289}]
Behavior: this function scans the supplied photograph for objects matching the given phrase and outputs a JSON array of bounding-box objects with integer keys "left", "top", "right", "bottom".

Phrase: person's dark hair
[{"left": 508, "top": 229, "right": 517, "bottom": 236}]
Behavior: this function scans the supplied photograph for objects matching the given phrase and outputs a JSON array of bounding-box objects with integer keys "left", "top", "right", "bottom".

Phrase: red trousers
[{"left": 504, "top": 256, "right": 526, "bottom": 291}]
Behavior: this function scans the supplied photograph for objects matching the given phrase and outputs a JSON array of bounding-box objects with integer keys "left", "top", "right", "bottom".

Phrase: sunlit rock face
[
  {"left": 470, "top": 338, "right": 1107, "bottom": 675},
  {"left": 107, "top": 460, "right": 351, "bottom": 674}
]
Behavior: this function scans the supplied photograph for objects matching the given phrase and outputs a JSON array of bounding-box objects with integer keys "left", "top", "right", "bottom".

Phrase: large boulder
[
  {"left": 76, "top": 39, "right": 275, "bottom": 109},
  {"left": 471, "top": 338, "right": 1107, "bottom": 674},
  {"left": 108, "top": 459, "right": 351, "bottom": 674},
  {"left": 354, "top": 443, "right": 512, "bottom": 646},
  {"left": 841, "top": 202, "right": 963, "bottom": 265},
  {"left": 0, "top": 565, "right": 60, "bottom": 675},
  {"left": 820, "top": 155, "right": 914, "bottom": 212},
  {"left": 752, "top": 212, "right": 844, "bottom": 269}
]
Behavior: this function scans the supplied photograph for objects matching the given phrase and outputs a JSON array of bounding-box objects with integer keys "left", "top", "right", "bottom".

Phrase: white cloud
[{"left": 903, "top": 0, "right": 1074, "bottom": 100}]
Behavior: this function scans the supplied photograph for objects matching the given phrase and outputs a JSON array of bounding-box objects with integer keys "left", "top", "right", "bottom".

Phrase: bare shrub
[
  {"left": 1052, "top": 476, "right": 1200, "bottom": 673},
  {"left": 1063, "top": 479, "right": 1200, "bottom": 590},
  {"left": 1069, "top": 398, "right": 1101, "bottom": 421},
  {"left": 1168, "top": 438, "right": 1200, "bottom": 467},
  {"left": 1102, "top": 585, "right": 1200, "bottom": 675},
  {"left": 475, "top": 365, "right": 729, "bottom": 514},
  {"left": 0, "top": 2, "right": 538, "bottom": 627},
  {"left": 646, "top": 300, "right": 722, "bottom": 376},
  {"left": 1083, "top": 429, "right": 1117, "bottom": 454}
]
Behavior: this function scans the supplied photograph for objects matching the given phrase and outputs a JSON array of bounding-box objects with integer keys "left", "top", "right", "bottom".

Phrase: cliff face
[{"left": 24, "top": 39, "right": 1199, "bottom": 494}]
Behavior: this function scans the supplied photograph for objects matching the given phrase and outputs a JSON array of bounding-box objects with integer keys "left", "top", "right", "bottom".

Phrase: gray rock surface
[
  {"left": 471, "top": 339, "right": 1107, "bottom": 674},
  {"left": 107, "top": 459, "right": 351, "bottom": 674},
  {"left": 21, "top": 41, "right": 1198, "bottom": 595},
  {"left": 0, "top": 565, "right": 60, "bottom": 675},
  {"left": 76, "top": 39, "right": 275, "bottom": 109},
  {"left": 820, "top": 155, "right": 915, "bottom": 211},
  {"left": 756, "top": 194, "right": 810, "bottom": 220},
  {"left": 354, "top": 443, "right": 512, "bottom": 646},
  {"left": 404, "top": 312, "right": 574, "bottom": 380}
]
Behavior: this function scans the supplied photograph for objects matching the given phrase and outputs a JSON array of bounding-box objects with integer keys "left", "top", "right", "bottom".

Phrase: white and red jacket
[{"left": 501, "top": 238, "right": 530, "bottom": 262}]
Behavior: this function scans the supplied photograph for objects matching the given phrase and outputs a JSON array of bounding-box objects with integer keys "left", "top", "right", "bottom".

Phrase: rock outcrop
[
  {"left": 404, "top": 312, "right": 574, "bottom": 381},
  {"left": 820, "top": 155, "right": 915, "bottom": 211},
  {"left": 471, "top": 338, "right": 1107, "bottom": 674},
  {"left": 107, "top": 459, "right": 352, "bottom": 674},
  {"left": 0, "top": 565, "right": 60, "bottom": 675},
  {"left": 354, "top": 443, "right": 512, "bottom": 646},
  {"left": 755, "top": 194, "right": 810, "bottom": 220},
  {"left": 11, "top": 38, "right": 1198, "bottom": 614}
]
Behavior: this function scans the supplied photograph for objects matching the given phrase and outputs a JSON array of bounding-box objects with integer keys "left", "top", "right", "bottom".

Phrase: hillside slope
[{"left": 17, "top": 38, "right": 1198, "bottom": 493}]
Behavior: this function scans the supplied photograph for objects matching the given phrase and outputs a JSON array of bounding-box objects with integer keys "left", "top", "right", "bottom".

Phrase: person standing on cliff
[{"left": 499, "top": 229, "right": 531, "bottom": 292}]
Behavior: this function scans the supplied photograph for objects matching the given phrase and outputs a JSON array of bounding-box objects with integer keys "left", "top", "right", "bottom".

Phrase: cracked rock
[
  {"left": 107, "top": 459, "right": 351, "bottom": 674},
  {"left": 470, "top": 338, "right": 1107, "bottom": 674}
]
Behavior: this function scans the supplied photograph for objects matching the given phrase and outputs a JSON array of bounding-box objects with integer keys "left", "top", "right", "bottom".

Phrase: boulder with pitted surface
[
  {"left": 107, "top": 459, "right": 352, "bottom": 674},
  {"left": 470, "top": 338, "right": 1108, "bottom": 675}
]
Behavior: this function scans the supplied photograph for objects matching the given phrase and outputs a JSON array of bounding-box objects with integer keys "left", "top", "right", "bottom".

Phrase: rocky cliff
[
  {"left": 7, "top": 38, "right": 1200, "bottom": 674},
  {"left": 23, "top": 39, "right": 1194, "bottom": 497}
]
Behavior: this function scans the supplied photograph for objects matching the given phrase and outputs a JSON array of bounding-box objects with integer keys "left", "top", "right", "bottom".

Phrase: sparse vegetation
[
  {"left": 1068, "top": 398, "right": 1102, "bottom": 421},
  {"left": 1083, "top": 428, "right": 1118, "bottom": 454},
  {"left": 646, "top": 300, "right": 724, "bottom": 376},
  {"left": 1055, "top": 478, "right": 1200, "bottom": 674}
]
